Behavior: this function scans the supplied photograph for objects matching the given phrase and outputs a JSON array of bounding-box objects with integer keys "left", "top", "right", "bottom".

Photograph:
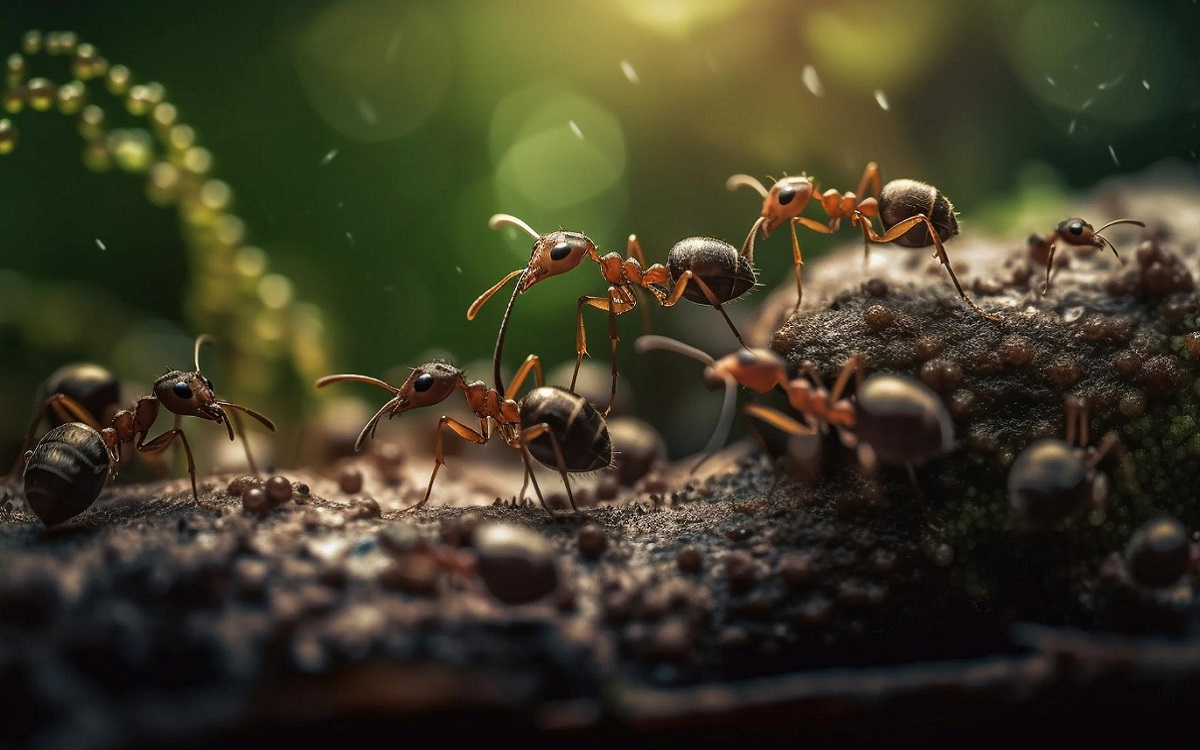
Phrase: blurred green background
[{"left": 1, "top": 0, "right": 1198, "bottom": 464}]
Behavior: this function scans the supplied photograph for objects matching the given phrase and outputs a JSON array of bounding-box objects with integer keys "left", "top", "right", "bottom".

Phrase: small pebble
[
  {"left": 577, "top": 524, "right": 609, "bottom": 559},
  {"left": 265, "top": 475, "right": 292, "bottom": 506},
  {"left": 473, "top": 523, "right": 558, "bottom": 605},
  {"left": 676, "top": 546, "right": 703, "bottom": 574},
  {"left": 242, "top": 488, "right": 268, "bottom": 516},
  {"left": 338, "top": 467, "right": 364, "bottom": 494}
]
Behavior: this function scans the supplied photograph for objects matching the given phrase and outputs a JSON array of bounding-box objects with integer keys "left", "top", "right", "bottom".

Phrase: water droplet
[
  {"left": 1045, "top": 75, "right": 1057, "bottom": 87},
  {"left": 320, "top": 148, "right": 338, "bottom": 166},
  {"left": 568, "top": 120, "right": 583, "bottom": 139},
  {"left": 95, "top": 238, "right": 106, "bottom": 251},
  {"left": 802, "top": 65, "right": 823, "bottom": 96},
  {"left": 620, "top": 60, "right": 640, "bottom": 84},
  {"left": 1108, "top": 144, "right": 1120, "bottom": 167},
  {"left": 873, "top": 89, "right": 889, "bottom": 111}
]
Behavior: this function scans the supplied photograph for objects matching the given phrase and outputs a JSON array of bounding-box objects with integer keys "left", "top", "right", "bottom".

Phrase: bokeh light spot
[
  {"left": 296, "top": 0, "right": 453, "bottom": 141},
  {"left": 491, "top": 88, "right": 625, "bottom": 211}
]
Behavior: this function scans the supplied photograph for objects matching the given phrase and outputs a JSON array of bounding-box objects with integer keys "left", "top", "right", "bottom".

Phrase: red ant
[
  {"left": 316, "top": 353, "right": 611, "bottom": 513},
  {"left": 727, "top": 162, "right": 1001, "bottom": 321},
  {"left": 13, "top": 335, "right": 276, "bottom": 520},
  {"left": 635, "top": 335, "right": 954, "bottom": 526},
  {"left": 468, "top": 214, "right": 747, "bottom": 414},
  {"left": 1027, "top": 217, "right": 1145, "bottom": 294}
]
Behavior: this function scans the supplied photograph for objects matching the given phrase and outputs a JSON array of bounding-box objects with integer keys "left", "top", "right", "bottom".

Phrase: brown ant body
[
  {"left": 13, "top": 336, "right": 276, "bottom": 525},
  {"left": 468, "top": 214, "right": 751, "bottom": 413},
  {"left": 728, "top": 163, "right": 1000, "bottom": 321},
  {"left": 315, "top": 354, "right": 612, "bottom": 513},
  {"left": 1027, "top": 217, "right": 1145, "bottom": 294},
  {"left": 635, "top": 335, "right": 953, "bottom": 525},
  {"left": 1008, "top": 396, "right": 1115, "bottom": 531}
]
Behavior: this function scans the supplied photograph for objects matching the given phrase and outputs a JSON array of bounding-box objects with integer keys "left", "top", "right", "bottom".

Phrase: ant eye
[
  {"left": 1068, "top": 221, "right": 1084, "bottom": 235},
  {"left": 414, "top": 373, "right": 435, "bottom": 392},
  {"left": 550, "top": 242, "right": 572, "bottom": 261},
  {"left": 777, "top": 187, "right": 796, "bottom": 206},
  {"left": 173, "top": 382, "right": 193, "bottom": 400}
]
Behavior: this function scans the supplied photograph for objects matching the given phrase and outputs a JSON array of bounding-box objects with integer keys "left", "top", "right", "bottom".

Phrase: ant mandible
[
  {"left": 634, "top": 335, "right": 954, "bottom": 527},
  {"left": 727, "top": 162, "right": 1001, "bottom": 321},
  {"left": 13, "top": 335, "right": 276, "bottom": 519},
  {"left": 468, "top": 214, "right": 747, "bottom": 414},
  {"left": 316, "top": 353, "right": 612, "bottom": 513},
  {"left": 1027, "top": 217, "right": 1145, "bottom": 294}
]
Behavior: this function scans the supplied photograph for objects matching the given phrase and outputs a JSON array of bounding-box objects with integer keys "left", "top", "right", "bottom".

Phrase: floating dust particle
[
  {"left": 95, "top": 238, "right": 106, "bottom": 251},
  {"left": 1109, "top": 144, "right": 1120, "bottom": 167},
  {"left": 1143, "top": 79, "right": 1150, "bottom": 90},
  {"left": 873, "top": 89, "right": 889, "bottom": 111},
  {"left": 1046, "top": 75, "right": 1057, "bottom": 87},
  {"left": 357, "top": 98, "right": 378, "bottom": 125},
  {"left": 345, "top": 232, "right": 354, "bottom": 247},
  {"left": 320, "top": 148, "right": 338, "bottom": 166},
  {"left": 620, "top": 60, "right": 639, "bottom": 84},
  {"left": 569, "top": 120, "right": 583, "bottom": 139},
  {"left": 802, "top": 65, "right": 823, "bottom": 96}
]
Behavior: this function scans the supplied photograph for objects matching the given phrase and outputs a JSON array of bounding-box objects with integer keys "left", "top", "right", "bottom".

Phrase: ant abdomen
[
  {"left": 23, "top": 422, "right": 110, "bottom": 526},
  {"left": 666, "top": 236, "right": 756, "bottom": 305},
  {"left": 520, "top": 386, "right": 612, "bottom": 473},
  {"left": 38, "top": 362, "right": 120, "bottom": 427},
  {"left": 854, "top": 375, "right": 954, "bottom": 466},
  {"left": 878, "top": 179, "right": 958, "bottom": 249},
  {"left": 1007, "top": 438, "right": 1096, "bottom": 531}
]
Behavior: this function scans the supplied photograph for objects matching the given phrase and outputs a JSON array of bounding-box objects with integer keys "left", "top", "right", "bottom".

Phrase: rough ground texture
[{"left": 3, "top": 170, "right": 1200, "bottom": 747}]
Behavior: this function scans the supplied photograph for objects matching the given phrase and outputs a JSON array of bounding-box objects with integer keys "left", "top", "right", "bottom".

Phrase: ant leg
[
  {"left": 7, "top": 393, "right": 100, "bottom": 478},
  {"left": 866, "top": 215, "right": 1003, "bottom": 322},
  {"left": 520, "top": 423, "right": 578, "bottom": 512},
  {"left": 226, "top": 409, "right": 258, "bottom": 475},
  {"left": 828, "top": 354, "right": 865, "bottom": 402},
  {"left": 505, "top": 354, "right": 545, "bottom": 401},
  {"left": 1042, "top": 241, "right": 1059, "bottom": 295},
  {"left": 404, "top": 417, "right": 489, "bottom": 513},
  {"left": 138, "top": 427, "right": 199, "bottom": 502},
  {"left": 743, "top": 403, "right": 819, "bottom": 498},
  {"left": 660, "top": 270, "right": 747, "bottom": 346},
  {"left": 520, "top": 448, "right": 552, "bottom": 513},
  {"left": 905, "top": 462, "right": 942, "bottom": 534},
  {"left": 570, "top": 292, "right": 634, "bottom": 414},
  {"left": 787, "top": 217, "right": 835, "bottom": 311},
  {"left": 854, "top": 162, "right": 882, "bottom": 202}
]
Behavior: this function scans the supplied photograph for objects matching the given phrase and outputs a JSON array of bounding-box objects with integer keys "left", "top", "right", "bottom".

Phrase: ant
[
  {"left": 315, "top": 353, "right": 612, "bottom": 513},
  {"left": 727, "top": 162, "right": 1001, "bottom": 321},
  {"left": 1027, "top": 217, "right": 1145, "bottom": 294},
  {"left": 468, "top": 214, "right": 751, "bottom": 414},
  {"left": 634, "top": 335, "right": 954, "bottom": 526},
  {"left": 1008, "top": 395, "right": 1116, "bottom": 532},
  {"left": 13, "top": 336, "right": 276, "bottom": 525}
]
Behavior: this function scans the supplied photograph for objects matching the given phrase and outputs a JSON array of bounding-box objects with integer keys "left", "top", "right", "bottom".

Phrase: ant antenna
[
  {"left": 1093, "top": 218, "right": 1146, "bottom": 259},
  {"left": 488, "top": 213, "right": 541, "bottom": 240},
  {"left": 725, "top": 174, "right": 769, "bottom": 198},
  {"left": 634, "top": 335, "right": 738, "bottom": 458}
]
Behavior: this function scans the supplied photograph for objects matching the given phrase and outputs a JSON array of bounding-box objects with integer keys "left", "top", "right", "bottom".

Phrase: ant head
[
  {"left": 395, "top": 361, "right": 465, "bottom": 412},
  {"left": 1053, "top": 218, "right": 1099, "bottom": 248},
  {"left": 519, "top": 231, "right": 596, "bottom": 292},
  {"left": 706, "top": 348, "right": 785, "bottom": 393},
  {"left": 154, "top": 369, "right": 223, "bottom": 423},
  {"left": 761, "top": 176, "right": 815, "bottom": 235}
]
